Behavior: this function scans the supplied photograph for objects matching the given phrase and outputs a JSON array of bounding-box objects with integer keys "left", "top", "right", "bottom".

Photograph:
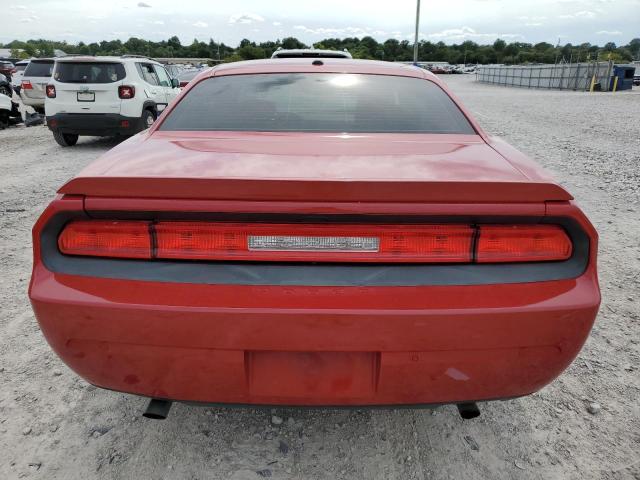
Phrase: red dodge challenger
[{"left": 29, "top": 59, "right": 600, "bottom": 419}]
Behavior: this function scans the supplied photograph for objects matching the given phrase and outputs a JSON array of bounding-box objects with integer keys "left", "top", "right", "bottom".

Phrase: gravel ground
[{"left": 0, "top": 75, "right": 638, "bottom": 480}]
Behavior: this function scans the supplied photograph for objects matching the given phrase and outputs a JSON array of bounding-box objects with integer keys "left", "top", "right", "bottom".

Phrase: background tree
[{"left": 0, "top": 36, "right": 635, "bottom": 64}]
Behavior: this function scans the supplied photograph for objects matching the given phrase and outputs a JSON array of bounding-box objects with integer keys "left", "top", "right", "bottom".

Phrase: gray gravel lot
[{"left": 0, "top": 75, "right": 638, "bottom": 480}]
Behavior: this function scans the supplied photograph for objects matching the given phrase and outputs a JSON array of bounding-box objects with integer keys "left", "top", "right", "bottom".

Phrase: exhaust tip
[
  {"left": 457, "top": 402, "right": 481, "bottom": 420},
  {"left": 143, "top": 399, "right": 172, "bottom": 420}
]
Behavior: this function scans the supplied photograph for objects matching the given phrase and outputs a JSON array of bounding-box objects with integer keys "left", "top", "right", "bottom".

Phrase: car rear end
[
  {"left": 11, "top": 60, "right": 30, "bottom": 89},
  {"left": 29, "top": 62, "right": 600, "bottom": 412},
  {"left": 20, "top": 59, "right": 54, "bottom": 112},
  {"left": 45, "top": 58, "right": 144, "bottom": 136}
]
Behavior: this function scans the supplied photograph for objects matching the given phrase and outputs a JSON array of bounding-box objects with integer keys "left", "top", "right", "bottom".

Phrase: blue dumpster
[{"left": 610, "top": 65, "right": 635, "bottom": 91}]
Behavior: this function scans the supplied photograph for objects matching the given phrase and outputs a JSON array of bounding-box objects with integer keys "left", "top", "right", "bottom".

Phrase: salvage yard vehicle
[
  {"left": 45, "top": 55, "right": 180, "bottom": 146},
  {"left": 0, "top": 73, "right": 13, "bottom": 97},
  {"left": 20, "top": 58, "right": 54, "bottom": 114},
  {"left": 11, "top": 59, "right": 30, "bottom": 93},
  {"left": 0, "top": 60, "right": 16, "bottom": 78},
  {"left": 0, "top": 92, "right": 22, "bottom": 129},
  {"left": 271, "top": 47, "right": 352, "bottom": 59},
  {"left": 29, "top": 59, "right": 600, "bottom": 420}
]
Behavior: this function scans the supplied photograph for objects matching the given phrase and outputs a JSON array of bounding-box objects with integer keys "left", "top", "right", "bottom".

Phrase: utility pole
[{"left": 413, "top": 0, "right": 421, "bottom": 64}]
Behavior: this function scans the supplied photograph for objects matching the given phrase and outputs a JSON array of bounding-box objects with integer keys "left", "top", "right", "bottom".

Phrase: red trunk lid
[{"left": 60, "top": 132, "right": 571, "bottom": 203}]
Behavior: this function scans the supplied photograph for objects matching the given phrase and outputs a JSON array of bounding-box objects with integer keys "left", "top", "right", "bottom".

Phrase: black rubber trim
[
  {"left": 46, "top": 113, "right": 146, "bottom": 136},
  {"left": 40, "top": 212, "right": 590, "bottom": 286}
]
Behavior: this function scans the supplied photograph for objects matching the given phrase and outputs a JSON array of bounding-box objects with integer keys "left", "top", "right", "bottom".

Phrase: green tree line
[{"left": 3, "top": 36, "right": 639, "bottom": 64}]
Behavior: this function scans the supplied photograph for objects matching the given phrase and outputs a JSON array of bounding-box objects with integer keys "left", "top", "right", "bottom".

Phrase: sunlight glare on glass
[{"left": 329, "top": 74, "right": 359, "bottom": 88}]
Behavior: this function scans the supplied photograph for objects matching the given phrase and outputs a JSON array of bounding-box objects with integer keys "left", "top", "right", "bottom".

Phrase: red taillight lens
[
  {"left": 154, "top": 223, "right": 474, "bottom": 263},
  {"left": 57, "top": 221, "right": 573, "bottom": 264},
  {"left": 476, "top": 225, "right": 572, "bottom": 263},
  {"left": 21, "top": 80, "right": 33, "bottom": 90},
  {"left": 58, "top": 221, "right": 152, "bottom": 259},
  {"left": 118, "top": 85, "right": 135, "bottom": 99},
  {"left": 46, "top": 85, "right": 56, "bottom": 98}
]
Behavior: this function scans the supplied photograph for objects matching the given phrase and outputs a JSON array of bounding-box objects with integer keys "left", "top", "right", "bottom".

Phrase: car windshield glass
[
  {"left": 54, "top": 62, "right": 126, "bottom": 83},
  {"left": 16, "top": 64, "right": 28, "bottom": 72},
  {"left": 24, "top": 61, "right": 54, "bottom": 77},
  {"left": 159, "top": 73, "right": 475, "bottom": 134}
]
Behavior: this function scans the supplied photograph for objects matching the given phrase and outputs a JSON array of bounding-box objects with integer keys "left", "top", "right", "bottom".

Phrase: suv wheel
[
  {"left": 53, "top": 131, "right": 79, "bottom": 147},
  {"left": 142, "top": 109, "right": 156, "bottom": 129}
]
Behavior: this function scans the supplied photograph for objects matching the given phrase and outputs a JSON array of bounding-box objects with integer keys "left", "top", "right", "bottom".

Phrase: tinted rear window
[
  {"left": 160, "top": 73, "right": 475, "bottom": 134},
  {"left": 54, "top": 62, "right": 126, "bottom": 83},
  {"left": 24, "top": 61, "right": 54, "bottom": 77}
]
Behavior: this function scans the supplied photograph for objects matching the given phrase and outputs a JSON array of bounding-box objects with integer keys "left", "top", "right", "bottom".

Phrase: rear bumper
[
  {"left": 29, "top": 197, "right": 600, "bottom": 406},
  {"left": 30, "top": 266, "right": 599, "bottom": 406},
  {"left": 46, "top": 113, "right": 145, "bottom": 136},
  {"left": 21, "top": 95, "right": 44, "bottom": 109}
]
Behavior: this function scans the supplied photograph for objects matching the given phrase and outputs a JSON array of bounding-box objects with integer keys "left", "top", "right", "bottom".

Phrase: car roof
[
  {"left": 271, "top": 48, "right": 352, "bottom": 59},
  {"left": 201, "top": 58, "right": 434, "bottom": 80},
  {"left": 54, "top": 55, "right": 160, "bottom": 65}
]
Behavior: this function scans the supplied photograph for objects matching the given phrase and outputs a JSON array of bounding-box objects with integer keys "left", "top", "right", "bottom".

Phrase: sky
[{"left": 2, "top": 0, "right": 638, "bottom": 47}]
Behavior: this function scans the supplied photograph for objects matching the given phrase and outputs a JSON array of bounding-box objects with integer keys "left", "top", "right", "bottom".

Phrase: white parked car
[
  {"left": 11, "top": 59, "right": 30, "bottom": 89},
  {"left": 20, "top": 58, "right": 55, "bottom": 114},
  {"left": 45, "top": 55, "right": 180, "bottom": 146},
  {"left": 271, "top": 48, "right": 352, "bottom": 59}
]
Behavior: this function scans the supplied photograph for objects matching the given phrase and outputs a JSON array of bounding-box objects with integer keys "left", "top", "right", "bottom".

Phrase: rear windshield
[
  {"left": 24, "top": 61, "right": 54, "bottom": 77},
  {"left": 15, "top": 64, "right": 28, "bottom": 72},
  {"left": 53, "top": 62, "right": 126, "bottom": 83},
  {"left": 160, "top": 73, "right": 475, "bottom": 134}
]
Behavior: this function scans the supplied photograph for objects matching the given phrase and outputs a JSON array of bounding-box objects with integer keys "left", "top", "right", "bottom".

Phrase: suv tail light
[
  {"left": 118, "top": 85, "right": 135, "bottom": 99},
  {"left": 45, "top": 85, "right": 56, "bottom": 98},
  {"left": 58, "top": 221, "right": 573, "bottom": 264},
  {"left": 21, "top": 80, "right": 33, "bottom": 90}
]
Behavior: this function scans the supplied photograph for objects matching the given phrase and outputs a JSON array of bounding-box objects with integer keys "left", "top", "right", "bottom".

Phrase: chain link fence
[{"left": 476, "top": 62, "right": 614, "bottom": 91}]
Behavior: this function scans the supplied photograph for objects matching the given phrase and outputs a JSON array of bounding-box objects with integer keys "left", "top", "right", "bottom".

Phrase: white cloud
[
  {"left": 293, "top": 25, "right": 372, "bottom": 37},
  {"left": 427, "top": 26, "right": 522, "bottom": 41},
  {"left": 272, "top": 21, "right": 281, "bottom": 26},
  {"left": 228, "top": 13, "right": 265, "bottom": 25},
  {"left": 518, "top": 16, "right": 546, "bottom": 21},
  {"left": 596, "top": 30, "right": 622, "bottom": 35},
  {"left": 525, "top": 23, "right": 543, "bottom": 27},
  {"left": 152, "top": 20, "right": 164, "bottom": 25},
  {"left": 192, "top": 21, "right": 208, "bottom": 28},
  {"left": 137, "top": 2, "right": 152, "bottom": 7},
  {"left": 559, "top": 11, "right": 596, "bottom": 19}
]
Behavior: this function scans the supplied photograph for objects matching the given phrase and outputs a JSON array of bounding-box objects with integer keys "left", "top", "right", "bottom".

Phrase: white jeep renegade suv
[{"left": 45, "top": 55, "right": 180, "bottom": 146}]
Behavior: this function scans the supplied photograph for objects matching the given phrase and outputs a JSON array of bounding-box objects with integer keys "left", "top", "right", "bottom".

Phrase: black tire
[
  {"left": 142, "top": 108, "right": 156, "bottom": 130},
  {"left": 53, "top": 131, "right": 79, "bottom": 147}
]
